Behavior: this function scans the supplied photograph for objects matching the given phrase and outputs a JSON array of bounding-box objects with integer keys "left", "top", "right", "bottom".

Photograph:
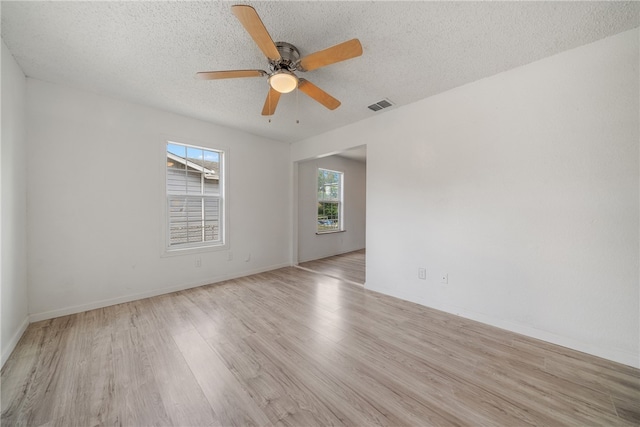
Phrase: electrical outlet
[
  {"left": 440, "top": 273, "right": 448, "bottom": 284},
  {"left": 418, "top": 268, "right": 426, "bottom": 280},
  {"left": 227, "top": 251, "right": 233, "bottom": 261},
  {"left": 195, "top": 258, "right": 201, "bottom": 268}
]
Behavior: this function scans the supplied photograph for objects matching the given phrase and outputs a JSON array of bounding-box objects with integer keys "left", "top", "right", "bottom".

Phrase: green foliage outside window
[{"left": 317, "top": 168, "right": 342, "bottom": 232}]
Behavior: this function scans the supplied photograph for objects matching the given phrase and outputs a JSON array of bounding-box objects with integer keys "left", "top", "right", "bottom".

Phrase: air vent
[{"left": 367, "top": 99, "right": 394, "bottom": 112}]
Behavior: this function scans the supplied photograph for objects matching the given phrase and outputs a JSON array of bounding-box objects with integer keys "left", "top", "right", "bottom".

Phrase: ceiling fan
[{"left": 196, "top": 5, "right": 363, "bottom": 116}]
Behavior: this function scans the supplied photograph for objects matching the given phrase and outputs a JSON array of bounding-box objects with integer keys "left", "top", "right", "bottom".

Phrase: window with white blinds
[{"left": 166, "top": 141, "right": 224, "bottom": 250}]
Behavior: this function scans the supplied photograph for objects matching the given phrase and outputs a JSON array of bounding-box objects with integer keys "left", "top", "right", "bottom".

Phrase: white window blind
[{"left": 166, "top": 142, "right": 224, "bottom": 249}]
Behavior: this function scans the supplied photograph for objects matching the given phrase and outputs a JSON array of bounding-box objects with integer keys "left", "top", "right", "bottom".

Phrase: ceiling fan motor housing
[{"left": 270, "top": 42, "right": 301, "bottom": 72}]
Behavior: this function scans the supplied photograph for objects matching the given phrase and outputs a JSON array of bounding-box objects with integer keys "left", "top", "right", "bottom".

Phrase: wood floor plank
[
  {"left": 82, "top": 328, "right": 118, "bottom": 426},
  {"left": 281, "top": 329, "right": 475, "bottom": 426},
  {"left": 336, "top": 326, "right": 544, "bottom": 426},
  {"left": 0, "top": 341, "right": 41, "bottom": 426},
  {"left": 472, "top": 360, "right": 629, "bottom": 426},
  {"left": 612, "top": 394, "right": 640, "bottom": 424},
  {"left": 17, "top": 324, "right": 74, "bottom": 426},
  {"left": 209, "top": 332, "right": 345, "bottom": 426},
  {"left": 148, "top": 292, "right": 197, "bottom": 336},
  {"left": 111, "top": 327, "right": 173, "bottom": 426},
  {"left": 244, "top": 333, "right": 398, "bottom": 426},
  {"left": 298, "top": 249, "right": 366, "bottom": 284},
  {"left": 3, "top": 266, "right": 639, "bottom": 426},
  {"left": 172, "top": 328, "right": 271, "bottom": 427},
  {"left": 142, "top": 329, "right": 219, "bottom": 426},
  {"left": 227, "top": 274, "right": 349, "bottom": 344}
]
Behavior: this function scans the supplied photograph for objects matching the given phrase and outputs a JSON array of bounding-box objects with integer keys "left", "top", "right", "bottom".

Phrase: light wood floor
[
  {"left": 2, "top": 267, "right": 639, "bottom": 426},
  {"left": 298, "top": 249, "right": 366, "bottom": 284}
]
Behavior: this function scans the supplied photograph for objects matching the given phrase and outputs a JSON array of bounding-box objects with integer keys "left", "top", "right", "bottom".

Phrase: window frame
[
  {"left": 316, "top": 167, "right": 344, "bottom": 234},
  {"left": 163, "top": 139, "right": 228, "bottom": 255}
]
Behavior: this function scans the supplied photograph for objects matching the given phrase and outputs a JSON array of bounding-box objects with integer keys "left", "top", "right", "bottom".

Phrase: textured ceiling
[{"left": 2, "top": 1, "right": 639, "bottom": 143}]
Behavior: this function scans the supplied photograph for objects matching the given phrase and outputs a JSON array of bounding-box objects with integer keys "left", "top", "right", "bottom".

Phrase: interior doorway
[{"left": 295, "top": 146, "right": 367, "bottom": 285}]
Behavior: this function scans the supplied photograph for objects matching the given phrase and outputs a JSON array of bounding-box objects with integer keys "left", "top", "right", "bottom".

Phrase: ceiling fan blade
[
  {"left": 196, "top": 70, "right": 267, "bottom": 80},
  {"left": 298, "top": 38, "right": 362, "bottom": 72},
  {"left": 231, "top": 5, "right": 281, "bottom": 62},
  {"left": 298, "top": 79, "right": 341, "bottom": 110},
  {"left": 262, "top": 87, "right": 281, "bottom": 116}
]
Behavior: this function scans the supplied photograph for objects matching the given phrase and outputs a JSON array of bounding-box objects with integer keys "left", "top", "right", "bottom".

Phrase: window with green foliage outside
[{"left": 317, "top": 168, "right": 343, "bottom": 233}]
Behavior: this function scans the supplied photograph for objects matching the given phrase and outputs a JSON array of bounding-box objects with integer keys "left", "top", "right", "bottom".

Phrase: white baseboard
[
  {"left": 29, "top": 262, "right": 291, "bottom": 323},
  {"left": 2, "top": 316, "right": 29, "bottom": 367}
]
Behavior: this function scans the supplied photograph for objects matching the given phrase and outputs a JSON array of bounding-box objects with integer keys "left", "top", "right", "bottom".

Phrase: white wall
[
  {"left": 26, "top": 79, "right": 291, "bottom": 320},
  {"left": 1, "top": 40, "right": 29, "bottom": 366},
  {"left": 297, "top": 154, "right": 366, "bottom": 263},
  {"left": 291, "top": 29, "right": 639, "bottom": 367}
]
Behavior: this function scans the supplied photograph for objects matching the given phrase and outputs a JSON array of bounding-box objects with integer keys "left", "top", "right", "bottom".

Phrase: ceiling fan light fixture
[
  {"left": 269, "top": 70, "right": 298, "bottom": 93},
  {"left": 197, "top": 6, "right": 363, "bottom": 115}
]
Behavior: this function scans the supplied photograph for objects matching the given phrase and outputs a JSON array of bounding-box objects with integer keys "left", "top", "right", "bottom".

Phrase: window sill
[
  {"left": 316, "top": 230, "right": 346, "bottom": 235},
  {"left": 162, "top": 243, "right": 228, "bottom": 257}
]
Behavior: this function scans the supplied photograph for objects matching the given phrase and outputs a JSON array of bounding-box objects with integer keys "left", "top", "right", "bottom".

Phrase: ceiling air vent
[{"left": 367, "top": 99, "right": 394, "bottom": 112}]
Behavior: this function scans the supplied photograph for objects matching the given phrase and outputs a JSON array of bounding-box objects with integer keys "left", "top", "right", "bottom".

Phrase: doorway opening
[{"left": 294, "top": 145, "right": 366, "bottom": 285}]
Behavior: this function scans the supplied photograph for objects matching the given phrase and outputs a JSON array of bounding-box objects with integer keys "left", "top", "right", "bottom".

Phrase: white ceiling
[{"left": 2, "top": 1, "right": 638, "bottom": 143}]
